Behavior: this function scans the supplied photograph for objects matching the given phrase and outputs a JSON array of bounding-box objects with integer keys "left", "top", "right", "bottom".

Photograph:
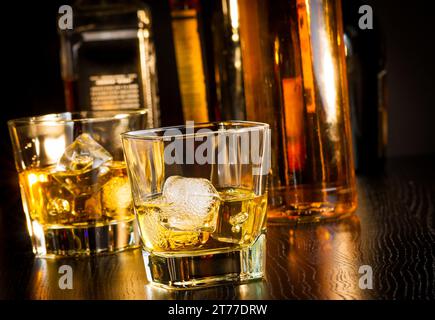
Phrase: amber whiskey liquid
[
  {"left": 19, "top": 161, "right": 138, "bottom": 256},
  {"left": 136, "top": 187, "right": 267, "bottom": 288},
  {"left": 237, "top": 0, "right": 357, "bottom": 222},
  {"left": 136, "top": 188, "right": 267, "bottom": 253}
]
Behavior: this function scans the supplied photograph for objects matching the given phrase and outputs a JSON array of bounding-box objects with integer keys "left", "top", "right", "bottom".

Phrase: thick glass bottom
[
  {"left": 31, "top": 218, "right": 140, "bottom": 258},
  {"left": 268, "top": 185, "right": 357, "bottom": 224},
  {"left": 142, "top": 233, "right": 266, "bottom": 290}
]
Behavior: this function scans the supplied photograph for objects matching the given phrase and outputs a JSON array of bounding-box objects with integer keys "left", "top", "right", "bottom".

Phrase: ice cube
[
  {"left": 229, "top": 211, "right": 249, "bottom": 233},
  {"left": 83, "top": 191, "right": 103, "bottom": 220},
  {"left": 53, "top": 134, "right": 113, "bottom": 196},
  {"left": 47, "top": 198, "right": 71, "bottom": 216},
  {"left": 102, "top": 176, "right": 132, "bottom": 218},
  {"left": 160, "top": 176, "right": 220, "bottom": 232},
  {"left": 56, "top": 133, "right": 112, "bottom": 172},
  {"left": 53, "top": 165, "right": 111, "bottom": 197},
  {"left": 137, "top": 201, "right": 210, "bottom": 250}
]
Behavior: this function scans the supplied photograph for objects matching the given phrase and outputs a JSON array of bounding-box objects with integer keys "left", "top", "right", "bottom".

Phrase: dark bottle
[
  {"left": 59, "top": 0, "right": 160, "bottom": 128},
  {"left": 342, "top": 1, "right": 388, "bottom": 173},
  {"left": 205, "top": 0, "right": 246, "bottom": 121}
]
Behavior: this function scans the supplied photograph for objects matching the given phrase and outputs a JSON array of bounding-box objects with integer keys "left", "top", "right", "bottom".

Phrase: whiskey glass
[
  {"left": 8, "top": 110, "right": 147, "bottom": 257},
  {"left": 122, "top": 121, "right": 270, "bottom": 289}
]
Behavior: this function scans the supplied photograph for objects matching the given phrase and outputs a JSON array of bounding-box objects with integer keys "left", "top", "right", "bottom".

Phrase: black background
[
  {"left": 1, "top": 0, "right": 435, "bottom": 159},
  {"left": 0, "top": 0, "right": 434, "bottom": 201},
  {"left": 369, "top": 0, "right": 435, "bottom": 157}
]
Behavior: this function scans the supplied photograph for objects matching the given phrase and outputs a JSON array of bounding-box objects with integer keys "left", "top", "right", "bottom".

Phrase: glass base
[
  {"left": 31, "top": 218, "right": 140, "bottom": 258},
  {"left": 142, "top": 233, "right": 266, "bottom": 290},
  {"left": 268, "top": 185, "right": 357, "bottom": 224}
]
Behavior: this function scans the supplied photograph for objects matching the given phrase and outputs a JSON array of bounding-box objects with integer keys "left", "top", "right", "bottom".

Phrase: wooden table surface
[{"left": 0, "top": 156, "right": 434, "bottom": 300}]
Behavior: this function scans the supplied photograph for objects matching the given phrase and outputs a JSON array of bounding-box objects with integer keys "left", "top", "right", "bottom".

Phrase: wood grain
[{"left": 0, "top": 156, "right": 434, "bottom": 300}]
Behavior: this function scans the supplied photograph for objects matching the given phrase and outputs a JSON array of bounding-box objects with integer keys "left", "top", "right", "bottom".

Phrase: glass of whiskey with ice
[
  {"left": 8, "top": 110, "right": 147, "bottom": 257},
  {"left": 122, "top": 121, "right": 270, "bottom": 289}
]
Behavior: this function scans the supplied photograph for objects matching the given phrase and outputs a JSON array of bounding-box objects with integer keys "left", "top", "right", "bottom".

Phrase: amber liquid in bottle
[
  {"left": 170, "top": 0, "right": 210, "bottom": 122},
  {"left": 238, "top": 0, "right": 357, "bottom": 222}
]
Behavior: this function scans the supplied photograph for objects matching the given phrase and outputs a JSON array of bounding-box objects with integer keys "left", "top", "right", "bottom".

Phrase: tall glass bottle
[
  {"left": 169, "top": 0, "right": 210, "bottom": 122},
  {"left": 59, "top": 0, "right": 160, "bottom": 128},
  {"left": 208, "top": 0, "right": 246, "bottom": 120},
  {"left": 343, "top": 0, "right": 388, "bottom": 174},
  {"left": 237, "top": 0, "right": 357, "bottom": 222}
]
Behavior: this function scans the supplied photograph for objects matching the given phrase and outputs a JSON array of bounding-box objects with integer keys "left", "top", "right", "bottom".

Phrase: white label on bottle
[{"left": 89, "top": 74, "right": 140, "bottom": 110}]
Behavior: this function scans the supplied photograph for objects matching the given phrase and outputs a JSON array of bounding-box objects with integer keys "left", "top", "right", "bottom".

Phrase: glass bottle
[
  {"left": 169, "top": 0, "right": 210, "bottom": 122},
  {"left": 343, "top": 0, "right": 388, "bottom": 174},
  {"left": 208, "top": 0, "right": 246, "bottom": 120},
  {"left": 59, "top": 0, "right": 160, "bottom": 128},
  {"left": 237, "top": 0, "right": 357, "bottom": 222}
]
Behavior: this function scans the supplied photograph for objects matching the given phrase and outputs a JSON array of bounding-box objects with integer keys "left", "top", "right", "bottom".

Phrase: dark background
[
  {"left": 1, "top": 0, "right": 434, "bottom": 161},
  {"left": 369, "top": 0, "right": 435, "bottom": 157},
  {"left": 0, "top": 0, "right": 434, "bottom": 209},
  {"left": 0, "top": 0, "right": 434, "bottom": 180},
  {"left": 0, "top": 0, "right": 182, "bottom": 201}
]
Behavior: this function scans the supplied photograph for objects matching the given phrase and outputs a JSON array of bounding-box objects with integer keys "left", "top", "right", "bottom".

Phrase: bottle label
[
  {"left": 171, "top": 9, "right": 209, "bottom": 122},
  {"left": 89, "top": 74, "right": 141, "bottom": 110},
  {"left": 74, "top": 29, "right": 146, "bottom": 112}
]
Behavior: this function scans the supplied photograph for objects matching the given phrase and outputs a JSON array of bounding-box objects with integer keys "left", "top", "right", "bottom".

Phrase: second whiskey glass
[
  {"left": 122, "top": 121, "right": 270, "bottom": 289},
  {"left": 8, "top": 110, "right": 147, "bottom": 257}
]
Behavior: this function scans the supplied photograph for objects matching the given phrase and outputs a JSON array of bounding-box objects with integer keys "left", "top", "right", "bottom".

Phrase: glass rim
[
  {"left": 121, "top": 121, "right": 270, "bottom": 140},
  {"left": 7, "top": 109, "right": 147, "bottom": 127}
]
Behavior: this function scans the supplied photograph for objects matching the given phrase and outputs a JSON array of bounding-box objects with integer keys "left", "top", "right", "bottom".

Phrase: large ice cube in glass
[
  {"left": 56, "top": 133, "right": 112, "bottom": 172},
  {"left": 102, "top": 176, "right": 132, "bottom": 218},
  {"left": 160, "top": 176, "right": 220, "bottom": 232},
  {"left": 53, "top": 133, "right": 113, "bottom": 196}
]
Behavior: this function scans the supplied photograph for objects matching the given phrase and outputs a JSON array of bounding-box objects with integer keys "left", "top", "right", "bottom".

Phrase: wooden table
[{"left": 1, "top": 156, "right": 434, "bottom": 300}]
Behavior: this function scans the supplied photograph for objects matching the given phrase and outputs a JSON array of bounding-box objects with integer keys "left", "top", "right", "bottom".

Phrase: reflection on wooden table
[{"left": 26, "top": 215, "right": 369, "bottom": 300}]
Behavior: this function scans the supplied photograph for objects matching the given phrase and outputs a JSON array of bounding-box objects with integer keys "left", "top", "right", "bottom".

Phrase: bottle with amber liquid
[
  {"left": 237, "top": 0, "right": 357, "bottom": 222},
  {"left": 169, "top": 0, "right": 210, "bottom": 122},
  {"left": 59, "top": 0, "right": 160, "bottom": 128}
]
